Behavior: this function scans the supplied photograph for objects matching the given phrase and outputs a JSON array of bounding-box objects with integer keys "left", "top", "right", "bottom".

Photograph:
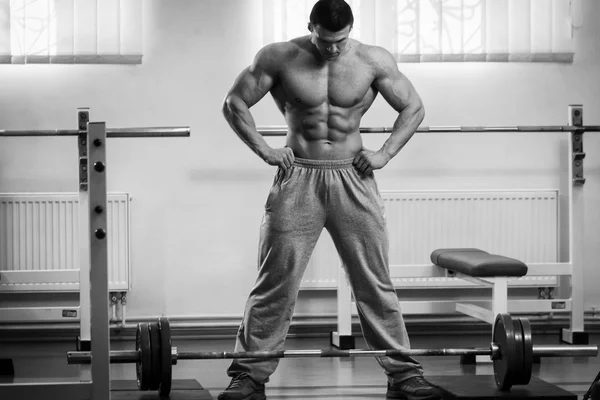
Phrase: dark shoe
[
  {"left": 386, "top": 376, "right": 443, "bottom": 400},
  {"left": 217, "top": 373, "right": 266, "bottom": 400}
]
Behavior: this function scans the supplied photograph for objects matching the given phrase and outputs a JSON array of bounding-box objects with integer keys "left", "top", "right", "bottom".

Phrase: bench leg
[
  {"left": 491, "top": 277, "right": 508, "bottom": 318},
  {"left": 473, "top": 278, "right": 509, "bottom": 364},
  {"left": 458, "top": 277, "right": 508, "bottom": 364},
  {"left": 455, "top": 276, "right": 508, "bottom": 325},
  {"left": 331, "top": 266, "right": 355, "bottom": 349}
]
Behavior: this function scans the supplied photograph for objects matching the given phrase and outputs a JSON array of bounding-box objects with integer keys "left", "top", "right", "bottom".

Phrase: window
[
  {"left": 0, "top": 0, "right": 142, "bottom": 64},
  {"left": 262, "top": 0, "right": 578, "bottom": 63}
]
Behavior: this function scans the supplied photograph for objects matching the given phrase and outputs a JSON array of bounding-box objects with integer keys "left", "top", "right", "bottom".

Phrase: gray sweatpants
[{"left": 227, "top": 158, "right": 423, "bottom": 384}]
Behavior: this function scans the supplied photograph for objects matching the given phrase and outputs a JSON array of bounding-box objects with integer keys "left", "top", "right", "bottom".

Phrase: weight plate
[
  {"left": 493, "top": 313, "right": 518, "bottom": 390},
  {"left": 136, "top": 322, "right": 152, "bottom": 391},
  {"left": 512, "top": 318, "right": 525, "bottom": 385},
  {"left": 136, "top": 323, "right": 144, "bottom": 389},
  {"left": 149, "top": 322, "right": 162, "bottom": 391},
  {"left": 519, "top": 318, "right": 533, "bottom": 385},
  {"left": 158, "top": 317, "right": 172, "bottom": 397}
]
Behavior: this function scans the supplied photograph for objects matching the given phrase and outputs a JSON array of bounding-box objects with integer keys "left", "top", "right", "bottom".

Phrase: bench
[
  {"left": 331, "top": 247, "right": 529, "bottom": 350},
  {"left": 431, "top": 248, "right": 528, "bottom": 324}
]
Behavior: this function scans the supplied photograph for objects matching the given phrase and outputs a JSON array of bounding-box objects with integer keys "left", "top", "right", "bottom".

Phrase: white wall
[{"left": 0, "top": 0, "right": 599, "bottom": 322}]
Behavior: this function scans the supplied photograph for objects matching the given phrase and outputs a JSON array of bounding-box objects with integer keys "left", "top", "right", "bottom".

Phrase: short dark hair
[{"left": 309, "top": 0, "right": 354, "bottom": 32}]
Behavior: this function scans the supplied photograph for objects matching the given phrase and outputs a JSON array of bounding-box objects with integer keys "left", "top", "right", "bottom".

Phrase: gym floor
[{"left": 2, "top": 329, "right": 599, "bottom": 399}]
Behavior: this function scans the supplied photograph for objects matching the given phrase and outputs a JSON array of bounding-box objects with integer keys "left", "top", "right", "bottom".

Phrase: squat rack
[{"left": 0, "top": 109, "right": 190, "bottom": 399}]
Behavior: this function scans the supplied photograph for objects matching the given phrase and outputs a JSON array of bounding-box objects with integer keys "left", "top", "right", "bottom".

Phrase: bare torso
[{"left": 269, "top": 37, "right": 378, "bottom": 160}]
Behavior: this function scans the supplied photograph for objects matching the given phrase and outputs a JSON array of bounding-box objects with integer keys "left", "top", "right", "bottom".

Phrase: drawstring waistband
[{"left": 292, "top": 157, "right": 355, "bottom": 170}]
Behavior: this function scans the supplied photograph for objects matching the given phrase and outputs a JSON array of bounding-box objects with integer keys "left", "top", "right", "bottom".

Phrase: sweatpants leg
[
  {"left": 226, "top": 163, "right": 327, "bottom": 383},
  {"left": 324, "top": 162, "right": 424, "bottom": 384}
]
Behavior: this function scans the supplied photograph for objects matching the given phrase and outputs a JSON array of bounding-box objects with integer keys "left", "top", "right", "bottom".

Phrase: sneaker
[
  {"left": 217, "top": 373, "right": 266, "bottom": 400},
  {"left": 386, "top": 376, "right": 443, "bottom": 400}
]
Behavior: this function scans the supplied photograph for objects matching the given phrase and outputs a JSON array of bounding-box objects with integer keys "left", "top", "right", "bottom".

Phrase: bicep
[
  {"left": 227, "top": 47, "right": 278, "bottom": 109},
  {"left": 372, "top": 51, "right": 422, "bottom": 113}
]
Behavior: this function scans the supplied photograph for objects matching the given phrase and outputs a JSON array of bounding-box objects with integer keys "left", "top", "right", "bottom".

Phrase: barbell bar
[
  {"left": 0, "top": 127, "right": 191, "bottom": 137},
  {"left": 67, "top": 347, "right": 496, "bottom": 364},
  {"left": 257, "top": 125, "right": 600, "bottom": 136},
  {"left": 192, "top": 343, "right": 594, "bottom": 358},
  {"left": 66, "top": 314, "right": 598, "bottom": 396},
  {"left": 66, "top": 343, "right": 597, "bottom": 363}
]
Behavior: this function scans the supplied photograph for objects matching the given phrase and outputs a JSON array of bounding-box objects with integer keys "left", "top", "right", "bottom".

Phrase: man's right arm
[{"left": 221, "top": 44, "right": 295, "bottom": 169}]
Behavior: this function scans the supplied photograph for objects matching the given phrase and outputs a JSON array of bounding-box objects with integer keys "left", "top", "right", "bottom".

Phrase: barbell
[
  {"left": 256, "top": 125, "right": 600, "bottom": 136},
  {"left": 66, "top": 313, "right": 598, "bottom": 396},
  {"left": 0, "top": 127, "right": 191, "bottom": 137}
]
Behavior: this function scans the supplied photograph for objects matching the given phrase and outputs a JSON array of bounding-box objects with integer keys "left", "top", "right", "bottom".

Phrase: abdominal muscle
[{"left": 284, "top": 106, "right": 364, "bottom": 160}]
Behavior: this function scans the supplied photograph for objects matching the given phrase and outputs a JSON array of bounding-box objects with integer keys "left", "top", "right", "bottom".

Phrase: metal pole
[
  {"left": 0, "top": 127, "right": 191, "bottom": 137},
  {"left": 78, "top": 109, "right": 92, "bottom": 352},
  {"left": 532, "top": 345, "right": 598, "bottom": 357},
  {"left": 87, "top": 122, "right": 111, "bottom": 400},
  {"left": 67, "top": 344, "right": 598, "bottom": 364},
  {"left": 256, "top": 125, "right": 600, "bottom": 136},
  {"left": 563, "top": 105, "right": 587, "bottom": 343},
  {"left": 68, "top": 351, "right": 139, "bottom": 364},
  {"left": 176, "top": 347, "right": 495, "bottom": 359}
]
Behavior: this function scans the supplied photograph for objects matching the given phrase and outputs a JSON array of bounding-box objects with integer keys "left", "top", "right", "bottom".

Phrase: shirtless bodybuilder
[{"left": 220, "top": 1, "right": 440, "bottom": 399}]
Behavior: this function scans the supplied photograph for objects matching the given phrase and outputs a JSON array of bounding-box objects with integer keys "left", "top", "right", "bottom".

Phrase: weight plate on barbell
[
  {"left": 158, "top": 317, "right": 172, "bottom": 397},
  {"left": 149, "top": 322, "right": 162, "bottom": 391},
  {"left": 493, "top": 313, "right": 518, "bottom": 390},
  {"left": 135, "top": 323, "right": 143, "bottom": 389},
  {"left": 136, "top": 322, "right": 152, "bottom": 391},
  {"left": 519, "top": 317, "right": 533, "bottom": 385},
  {"left": 512, "top": 318, "right": 525, "bottom": 385}
]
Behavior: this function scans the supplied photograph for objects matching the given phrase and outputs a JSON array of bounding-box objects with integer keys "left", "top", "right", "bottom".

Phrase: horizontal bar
[
  {"left": 453, "top": 273, "right": 499, "bottom": 287},
  {"left": 67, "top": 343, "right": 598, "bottom": 364},
  {"left": 67, "top": 350, "right": 139, "bottom": 364},
  {"left": 67, "top": 348, "right": 179, "bottom": 365},
  {"left": 0, "top": 127, "right": 191, "bottom": 137},
  {"left": 258, "top": 125, "right": 600, "bottom": 136},
  {"left": 67, "top": 347, "right": 494, "bottom": 364},
  {"left": 177, "top": 347, "right": 494, "bottom": 359},
  {"left": 456, "top": 303, "right": 495, "bottom": 324},
  {"left": 106, "top": 127, "right": 191, "bottom": 137},
  {"left": 532, "top": 345, "right": 598, "bottom": 357}
]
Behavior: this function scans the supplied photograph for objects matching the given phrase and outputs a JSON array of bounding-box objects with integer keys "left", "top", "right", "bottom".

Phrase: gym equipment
[
  {"left": 66, "top": 313, "right": 599, "bottom": 396},
  {"left": 0, "top": 127, "right": 190, "bottom": 137},
  {"left": 256, "top": 124, "right": 600, "bottom": 136},
  {"left": 0, "top": 110, "right": 191, "bottom": 400}
]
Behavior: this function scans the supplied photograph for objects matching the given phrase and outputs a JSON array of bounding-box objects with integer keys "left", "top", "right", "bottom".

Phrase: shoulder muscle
[
  {"left": 358, "top": 44, "right": 398, "bottom": 79},
  {"left": 227, "top": 42, "right": 294, "bottom": 107},
  {"left": 360, "top": 45, "right": 422, "bottom": 113}
]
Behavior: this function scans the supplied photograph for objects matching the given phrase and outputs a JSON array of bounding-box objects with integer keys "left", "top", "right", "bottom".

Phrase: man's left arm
[{"left": 353, "top": 47, "right": 425, "bottom": 175}]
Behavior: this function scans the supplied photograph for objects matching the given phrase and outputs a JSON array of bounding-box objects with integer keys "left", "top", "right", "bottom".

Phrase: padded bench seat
[{"left": 431, "top": 248, "right": 528, "bottom": 277}]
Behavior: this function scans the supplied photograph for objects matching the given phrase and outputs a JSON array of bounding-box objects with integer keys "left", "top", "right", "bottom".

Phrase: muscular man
[{"left": 220, "top": 1, "right": 440, "bottom": 399}]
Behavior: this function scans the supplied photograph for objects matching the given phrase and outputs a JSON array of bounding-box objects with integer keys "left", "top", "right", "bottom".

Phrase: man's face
[{"left": 309, "top": 23, "right": 352, "bottom": 61}]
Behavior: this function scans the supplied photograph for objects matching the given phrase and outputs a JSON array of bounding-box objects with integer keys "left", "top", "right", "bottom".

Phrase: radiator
[
  {"left": 0, "top": 193, "right": 131, "bottom": 292},
  {"left": 301, "top": 190, "right": 559, "bottom": 289}
]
